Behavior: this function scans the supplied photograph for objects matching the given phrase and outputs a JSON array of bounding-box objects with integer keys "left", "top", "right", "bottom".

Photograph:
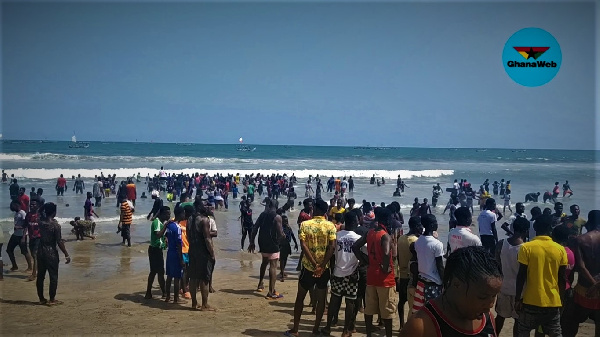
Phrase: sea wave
[
  {"left": 0, "top": 152, "right": 231, "bottom": 164},
  {"left": 5, "top": 167, "right": 455, "bottom": 180},
  {"left": 0, "top": 214, "right": 148, "bottom": 226}
]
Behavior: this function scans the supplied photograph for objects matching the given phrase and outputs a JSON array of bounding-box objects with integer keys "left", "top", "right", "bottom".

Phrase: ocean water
[{"left": 0, "top": 140, "right": 598, "bottom": 248}]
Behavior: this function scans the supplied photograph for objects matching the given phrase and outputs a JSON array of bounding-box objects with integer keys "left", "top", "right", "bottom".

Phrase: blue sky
[{"left": 1, "top": 0, "right": 597, "bottom": 149}]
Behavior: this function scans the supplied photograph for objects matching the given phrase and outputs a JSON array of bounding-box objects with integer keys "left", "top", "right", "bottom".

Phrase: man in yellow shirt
[
  {"left": 285, "top": 199, "right": 336, "bottom": 337},
  {"left": 329, "top": 199, "right": 345, "bottom": 218},
  {"left": 515, "top": 214, "right": 567, "bottom": 336}
]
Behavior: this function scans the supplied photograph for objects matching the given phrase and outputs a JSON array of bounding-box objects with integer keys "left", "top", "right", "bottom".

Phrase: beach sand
[
  {"left": 0, "top": 193, "right": 597, "bottom": 336},
  {"left": 1, "top": 226, "right": 597, "bottom": 337}
]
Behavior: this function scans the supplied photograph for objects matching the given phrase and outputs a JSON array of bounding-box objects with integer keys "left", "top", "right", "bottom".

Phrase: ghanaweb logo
[{"left": 502, "top": 28, "right": 562, "bottom": 87}]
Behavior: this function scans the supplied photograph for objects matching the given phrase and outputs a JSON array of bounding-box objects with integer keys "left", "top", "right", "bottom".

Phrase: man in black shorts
[{"left": 285, "top": 199, "right": 337, "bottom": 337}]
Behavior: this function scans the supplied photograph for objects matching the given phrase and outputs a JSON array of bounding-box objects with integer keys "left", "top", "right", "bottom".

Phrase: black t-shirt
[{"left": 256, "top": 211, "right": 279, "bottom": 254}]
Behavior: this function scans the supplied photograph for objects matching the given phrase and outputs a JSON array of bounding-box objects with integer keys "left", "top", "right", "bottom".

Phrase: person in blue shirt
[{"left": 162, "top": 206, "right": 186, "bottom": 304}]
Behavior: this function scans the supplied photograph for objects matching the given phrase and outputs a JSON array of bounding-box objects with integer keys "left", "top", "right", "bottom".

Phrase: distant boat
[
  {"left": 236, "top": 137, "right": 256, "bottom": 152},
  {"left": 69, "top": 134, "right": 89, "bottom": 148},
  {"left": 476, "top": 149, "right": 487, "bottom": 152}
]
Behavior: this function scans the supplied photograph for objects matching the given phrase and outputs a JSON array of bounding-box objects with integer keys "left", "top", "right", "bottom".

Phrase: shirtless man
[{"left": 563, "top": 210, "right": 600, "bottom": 337}]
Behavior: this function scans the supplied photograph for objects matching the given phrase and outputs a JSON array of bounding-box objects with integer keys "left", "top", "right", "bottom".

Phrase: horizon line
[{"left": 1, "top": 138, "right": 597, "bottom": 152}]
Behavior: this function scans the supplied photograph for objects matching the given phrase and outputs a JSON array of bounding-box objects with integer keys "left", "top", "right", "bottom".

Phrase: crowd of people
[{"left": 1, "top": 168, "right": 598, "bottom": 337}]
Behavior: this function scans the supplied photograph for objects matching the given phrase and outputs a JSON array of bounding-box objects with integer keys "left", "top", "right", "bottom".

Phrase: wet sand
[{"left": 0, "top": 197, "right": 597, "bottom": 336}]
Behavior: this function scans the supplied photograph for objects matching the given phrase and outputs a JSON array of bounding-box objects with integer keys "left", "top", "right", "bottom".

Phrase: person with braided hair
[{"left": 400, "top": 246, "right": 502, "bottom": 337}]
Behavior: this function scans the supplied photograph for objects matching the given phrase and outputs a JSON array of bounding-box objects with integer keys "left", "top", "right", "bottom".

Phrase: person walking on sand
[
  {"left": 249, "top": 198, "right": 285, "bottom": 299},
  {"left": 36, "top": 202, "right": 71, "bottom": 305},
  {"left": 7, "top": 200, "right": 33, "bottom": 272},
  {"left": 187, "top": 200, "right": 216, "bottom": 311}
]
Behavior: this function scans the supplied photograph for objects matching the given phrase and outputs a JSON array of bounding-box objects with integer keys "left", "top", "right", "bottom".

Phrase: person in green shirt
[
  {"left": 145, "top": 206, "right": 171, "bottom": 299},
  {"left": 247, "top": 183, "right": 255, "bottom": 202}
]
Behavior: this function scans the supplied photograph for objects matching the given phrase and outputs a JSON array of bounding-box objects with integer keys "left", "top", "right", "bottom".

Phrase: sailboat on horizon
[
  {"left": 69, "top": 133, "right": 90, "bottom": 148},
  {"left": 236, "top": 137, "right": 256, "bottom": 152}
]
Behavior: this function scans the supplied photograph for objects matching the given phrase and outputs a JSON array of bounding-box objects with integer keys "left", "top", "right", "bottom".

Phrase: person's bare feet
[
  {"left": 173, "top": 299, "right": 188, "bottom": 304},
  {"left": 39, "top": 299, "right": 48, "bottom": 305},
  {"left": 25, "top": 268, "right": 32, "bottom": 272},
  {"left": 164, "top": 296, "right": 171, "bottom": 303},
  {"left": 209, "top": 286, "right": 216, "bottom": 293},
  {"left": 199, "top": 305, "right": 216, "bottom": 311},
  {"left": 47, "top": 300, "right": 63, "bottom": 306},
  {"left": 26, "top": 275, "right": 36, "bottom": 282}
]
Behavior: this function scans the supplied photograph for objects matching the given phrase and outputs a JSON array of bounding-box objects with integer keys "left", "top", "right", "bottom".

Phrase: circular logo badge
[{"left": 502, "top": 27, "right": 562, "bottom": 87}]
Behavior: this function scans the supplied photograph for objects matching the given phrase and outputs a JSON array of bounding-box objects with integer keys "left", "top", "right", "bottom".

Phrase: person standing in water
[
  {"left": 562, "top": 180, "right": 573, "bottom": 197},
  {"left": 399, "top": 246, "right": 501, "bottom": 337}
]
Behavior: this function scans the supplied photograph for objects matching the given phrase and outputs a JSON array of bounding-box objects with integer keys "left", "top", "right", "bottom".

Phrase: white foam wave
[
  {"left": 0, "top": 214, "right": 148, "bottom": 225},
  {"left": 5, "top": 168, "right": 454, "bottom": 180},
  {"left": 0, "top": 153, "right": 231, "bottom": 164}
]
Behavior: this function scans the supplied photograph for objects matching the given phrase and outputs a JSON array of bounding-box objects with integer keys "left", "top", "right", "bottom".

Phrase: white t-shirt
[
  {"left": 209, "top": 216, "right": 217, "bottom": 232},
  {"left": 341, "top": 181, "right": 348, "bottom": 189},
  {"left": 159, "top": 170, "right": 167, "bottom": 178},
  {"left": 415, "top": 235, "right": 444, "bottom": 285},
  {"left": 333, "top": 230, "right": 362, "bottom": 277},
  {"left": 477, "top": 210, "right": 497, "bottom": 236},
  {"left": 448, "top": 226, "right": 482, "bottom": 254},
  {"left": 453, "top": 182, "right": 460, "bottom": 190},
  {"left": 529, "top": 219, "right": 537, "bottom": 240}
]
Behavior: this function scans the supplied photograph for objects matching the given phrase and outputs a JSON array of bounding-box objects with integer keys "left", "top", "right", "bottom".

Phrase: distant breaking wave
[{"left": 6, "top": 168, "right": 454, "bottom": 180}]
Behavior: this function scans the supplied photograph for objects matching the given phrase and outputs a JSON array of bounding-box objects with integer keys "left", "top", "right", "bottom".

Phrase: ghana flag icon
[{"left": 513, "top": 47, "right": 550, "bottom": 60}]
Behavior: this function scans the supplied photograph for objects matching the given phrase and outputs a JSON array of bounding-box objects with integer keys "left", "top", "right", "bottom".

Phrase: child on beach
[{"left": 278, "top": 215, "right": 298, "bottom": 282}]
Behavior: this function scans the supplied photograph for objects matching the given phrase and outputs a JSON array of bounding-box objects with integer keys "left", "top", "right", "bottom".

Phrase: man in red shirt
[
  {"left": 353, "top": 207, "right": 396, "bottom": 337},
  {"left": 18, "top": 188, "right": 30, "bottom": 213},
  {"left": 126, "top": 179, "right": 137, "bottom": 207},
  {"left": 56, "top": 174, "right": 67, "bottom": 196}
]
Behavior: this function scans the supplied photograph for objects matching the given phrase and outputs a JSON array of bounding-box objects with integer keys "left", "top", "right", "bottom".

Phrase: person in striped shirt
[{"left": 119, "top": 199, "right": 134, "bottom": 247}]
